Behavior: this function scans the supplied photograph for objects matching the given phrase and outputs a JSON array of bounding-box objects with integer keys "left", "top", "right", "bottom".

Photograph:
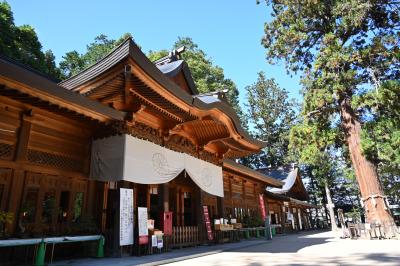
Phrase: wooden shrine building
[
  {"left": 259, "top": 165, "right": 318, "bottom": 233},
  {"left": 0, "top": 38, "right": 298, "bottom": 262}
]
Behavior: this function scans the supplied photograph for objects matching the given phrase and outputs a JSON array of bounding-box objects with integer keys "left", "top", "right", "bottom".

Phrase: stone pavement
[
  {"left": 53, "top": 230, "right": 400, "bottom": 266},
  {"left": 52, "top": 237, "right": 271, "bottom": 266},
  {"left": 164, "top": 231, "right": 400, "bottom": 266}
]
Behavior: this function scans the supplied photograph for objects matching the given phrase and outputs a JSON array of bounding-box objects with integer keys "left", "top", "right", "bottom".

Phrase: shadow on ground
[{"left": 232, "top": 234, "right": 330, "bottom": 253}]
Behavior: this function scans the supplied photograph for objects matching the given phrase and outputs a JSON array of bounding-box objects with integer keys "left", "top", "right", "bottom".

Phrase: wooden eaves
[
  {"left": 0, "top": 56, "right": 125, "bottom": 123},
  {"left": 223, "top": 159, "right": 284, "bottom": 188}
]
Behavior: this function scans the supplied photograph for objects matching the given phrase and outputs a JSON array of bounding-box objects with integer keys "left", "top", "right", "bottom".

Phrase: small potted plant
[{"left": 0, "top": 211, "right": 14, "bottom": 238}]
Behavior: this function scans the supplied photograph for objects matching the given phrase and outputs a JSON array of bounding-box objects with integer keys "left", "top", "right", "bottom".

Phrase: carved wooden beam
[
  {"left": 129, "top": 88, "right": 183, "bottom": 122},
  {"left": 124, "top": 65, "right": 133, "bottom": 105}
]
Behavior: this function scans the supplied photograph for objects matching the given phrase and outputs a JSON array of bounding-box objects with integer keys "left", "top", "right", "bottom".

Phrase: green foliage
[
  {"left": 243, "top": 212, "right": 264, "bottom": 228},
  {"left": 0, "top": 1, "right": 62, "bottom": 79},
  {"left": 262, "top": 0, "right": 399, "bottom": 119},
  {"left": 148, "top": 37, "right": 242, "bottom": 115},
  {"left": 289, "top": 122, "right": 338, "bottom": 165},
  {"left": 263, "top": 1, "right": 399, "bottom": 193},
  {"left": 357, "top": 81, "right": 400, "bottom": 170},
  {"left": 243, "top": 72, "right": 298, "bottom": 167},
  {"left": 356, "top": 80, "right": 400, "bottom": 203},
  {"left": 0, "top": 211, "right": 13, "bottom": 237},
  {"left": 0, "top": 211, "right": 13, "bottom": 225},
  {"left": 302, "top": 152, "right": 361, "bottom": 216},
  {"left": 346, "top": 207, "right": 362, "bottom": 222},
  {"left": 147, "top": 50, "right": 169, "bottom": 62},
  {"left": 59, "top": 33, "right": 132, "bottom": 77}
]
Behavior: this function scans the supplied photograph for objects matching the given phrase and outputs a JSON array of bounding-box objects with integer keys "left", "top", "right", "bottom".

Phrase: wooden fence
[{"left": 171, "top": 226, "right": 200, "bottom": 248}]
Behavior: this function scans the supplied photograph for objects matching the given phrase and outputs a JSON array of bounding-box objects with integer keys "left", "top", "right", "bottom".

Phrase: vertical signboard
[
  {"left": 120, "top": 188, "right": 134, "bottom": 246},
  {"left": 161, "top": 211, "right": 173, "bottom": 236},
  {"left": 138, "top": 207, "right": 149, "bottom": 245},
  {"left": 203, "top": 206, "right": 213, "bottom": 241},
  {"left": 259, "top": 194, "right": 267, "bottom": 221}
]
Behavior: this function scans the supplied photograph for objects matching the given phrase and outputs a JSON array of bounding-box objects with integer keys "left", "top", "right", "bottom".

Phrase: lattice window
[
  {"left": 0, "top": 142, "right": 14, "bottom": 160},
  {"left": 27, "top": 149, "right": 83, "bottom": 172}
]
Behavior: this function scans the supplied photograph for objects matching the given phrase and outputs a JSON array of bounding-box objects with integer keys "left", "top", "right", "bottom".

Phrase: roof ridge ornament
[{"left": 154, "top": 46, "right": 186, "bottom": 66}]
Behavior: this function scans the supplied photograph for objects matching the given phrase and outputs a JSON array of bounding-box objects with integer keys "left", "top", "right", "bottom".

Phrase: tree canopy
[
  {"left": 243, "top": 72, "right": 298, "bottom": 167},
  {"left": 0, "top": 1, "right": 61, "bottom": 79},
  {"left": 262, "top": 0, "right": 399, "bottom": 226},
  {"left": 262, "top": 0, "right": 399, "bottom": 161},
  {"left": 59, "top": 33, "right": 132, "bottom": 78}
]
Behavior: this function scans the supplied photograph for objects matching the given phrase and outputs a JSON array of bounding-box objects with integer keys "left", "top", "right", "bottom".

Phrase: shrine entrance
[{"left": 169, "top": 172, "right": 199, "bottom": 226}]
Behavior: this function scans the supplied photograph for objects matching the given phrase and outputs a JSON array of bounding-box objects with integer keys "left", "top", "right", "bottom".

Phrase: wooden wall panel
[
  {"left": 245, "top": 182, "right": 255, "bottom": 199},
  {"left": 0, "top": 168, "right": 12, "bottom": 211},
  {"left": 0, "top": 98, "right": 21, "bottom": 160},
  {"left": 24, "top": 111, "right": 92, "bottom": 173},
  {"left": 231, "top": 178, "right": 243, "bottom": 199},
  {"left": 0, "top": 95, "right": 96, "bottom": 236}
]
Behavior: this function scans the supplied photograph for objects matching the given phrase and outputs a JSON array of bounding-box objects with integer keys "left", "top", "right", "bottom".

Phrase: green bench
[{"left": 0, "top": 235, "right": 104, "bottom": 266}]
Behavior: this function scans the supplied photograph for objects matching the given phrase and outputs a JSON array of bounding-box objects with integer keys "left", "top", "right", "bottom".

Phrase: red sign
[
  {"left": 259, "top": 194, "right": 266, "bottom": 221},
  {"left": 161, "top": 211, "right": 173, "bottom": 236},
  {"left": 139, "top": 235, "right": 148, "bottom": 245},
  {"left": 203, "top": 206, "right": 214, "bottom": 241}
]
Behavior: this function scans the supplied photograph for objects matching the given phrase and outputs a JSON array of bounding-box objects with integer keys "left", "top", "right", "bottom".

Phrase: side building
[{"left": 259, "top": 165, "right": 319, "bottom": 233}]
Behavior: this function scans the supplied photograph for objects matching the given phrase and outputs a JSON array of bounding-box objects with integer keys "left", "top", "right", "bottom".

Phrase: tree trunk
[
  {"left": 320, "top": 187, "right": 330, "bottom": 228},
  {"left": 324, "top": 181, "right": 338, "bottom": 231},
  {"left": 340, "top": 98, "right": 397, "bottom": 237}
]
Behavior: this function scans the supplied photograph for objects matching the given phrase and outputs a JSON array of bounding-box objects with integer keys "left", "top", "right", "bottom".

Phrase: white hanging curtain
[
  {"left": 90, "top": 134, "right": 223, "bottom": 197},
  {"left": 123, "top": 135, "right": 184, "bottom": 184},
  {"left": 184, "top": 154, "right": 224, "bottom": 197}
]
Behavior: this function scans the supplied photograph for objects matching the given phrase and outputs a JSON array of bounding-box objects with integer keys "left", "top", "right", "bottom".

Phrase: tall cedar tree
[
  {"left": 243, "top": 72, "right": 297, "bottom": 168},
  {"left": 262, "top": 0, "right": 399, "bottom": 234},
  {"left": 357, "top": 80, "right": 400, "bottom": 205},
  {"left": 0, "top": 2, "right": 61, "bottom": 79}
]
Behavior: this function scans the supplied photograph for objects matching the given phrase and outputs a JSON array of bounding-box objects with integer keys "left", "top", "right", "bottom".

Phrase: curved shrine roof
[
  {"left": 59, "top": 38, "right": 265, "bottom": 152},
  {"left": 259, "top": 165, "right": 309, "bottom": 201},
  {"left": 0, "top": 55, "right": 125, "bottom": 123},
  {"left": 223, "top": 159, "right": 283, "bottom": 188},
  {"left": 156, "top": 60, "right": 198, "bottom": 95}
]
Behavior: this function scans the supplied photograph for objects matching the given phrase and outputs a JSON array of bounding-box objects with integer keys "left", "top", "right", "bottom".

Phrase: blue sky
[{"left": 8, "top": 0, "right": 302, "bottom": 107}]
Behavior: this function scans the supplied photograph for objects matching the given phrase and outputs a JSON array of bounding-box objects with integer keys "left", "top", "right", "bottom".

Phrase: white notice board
[
  {"left": 120, "top": 188, "right": 134, "bottom": 246},
  {"left": 138, "top": 207, "right": 148, "bottom": 237}
]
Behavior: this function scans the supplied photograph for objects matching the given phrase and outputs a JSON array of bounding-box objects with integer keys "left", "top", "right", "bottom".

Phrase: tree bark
[
  {"left": 324, "top": 181, "right": 338, "bottom": 231},
  {"left": 340, "top": 97, "right": 396, "bottom": 237}
]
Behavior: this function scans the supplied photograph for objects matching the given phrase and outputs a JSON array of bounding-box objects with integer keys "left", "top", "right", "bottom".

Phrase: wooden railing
[{"left": 171, "top": 226, "right": 200, "bottom": 248}]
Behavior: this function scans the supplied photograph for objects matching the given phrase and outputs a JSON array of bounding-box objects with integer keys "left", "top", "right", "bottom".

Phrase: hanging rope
[{"left": 360, "top": 194, "right": 390, "bottom": 210}]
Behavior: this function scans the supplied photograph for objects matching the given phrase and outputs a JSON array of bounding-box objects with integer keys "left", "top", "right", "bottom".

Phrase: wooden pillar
[
  {"left": 7, "top": 170, "right": 25, "bottom": 234},
  {"left": 14, "top": 112, "right": 32, "bottom": 162},
  {"left": 86, "top": 180, "right": 97, "bottom": 218},
  {"left": 100, "top": 182, "right": 108, "bottom": 233},
  {"left": 7, "top": 112, "right": 32, "bottom": 234},
  {"left": 112, "top": 182, "right": 121, "bottom": 257},
  {"left": 229, "top": 176, "right": 233, "bottom": 214},
  {"left": 281, "top": 203, "right": 285, "bottom": 227},
  {"left": 242, "top": 180, "right": 246, "bottom": 211},
  {"left": 162, "top": 183, "right": 169, "bottom": 212},
  {"left": 196, "top": 188, "right": 205, "bottom": 243},
  {"left": 298, "top": 208, "right": 303, "bottom": 230},
  {"left": 217, "top": 196, "right": 224, "bottom": 218}
]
